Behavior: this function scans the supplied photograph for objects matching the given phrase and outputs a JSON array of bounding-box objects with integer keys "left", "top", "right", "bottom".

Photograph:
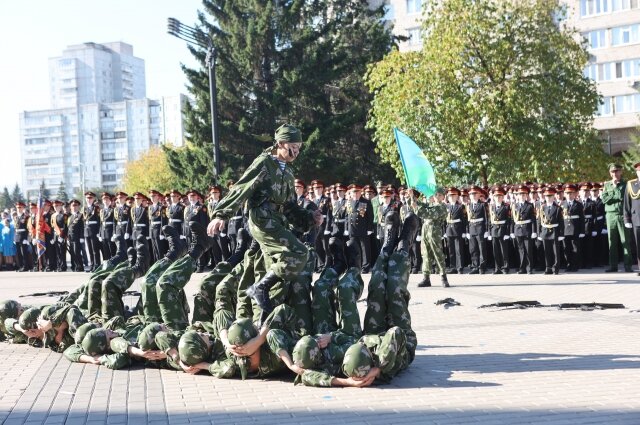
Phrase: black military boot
[
  {"left": 131, "top": 235, "right": 150, "bottom": 278},
  {"left": 417, "top": 275, "right": 431, "bottom": 287},
  {"left": 246, "top": 271, "right": 281, "bottom": 319},
  {"left": 329, "top": 237, "right": 348, "bottom": 276},
  {"left": 381, "top": 211, "right": 400, "bottom": 255},
  {"left": 162, "top": 225, "right": 187, "bottom": 262},
  {"left": 187, "top": 221, "right": 213, "bottom": 261},
  {"left": 127, "top": 247, "right": 137, "bottom": 268},
  {"left": 441, "top": 274, "right": 450, "bottom": 288},
  {"left": 104, "top": 235, "right": 127, "bottom": 269},
  {"left": 227, "top": 228, "right": 251, "bottom": 267},
  {"left": 397, "top": 213, "right": 420, "bottom": 253}
]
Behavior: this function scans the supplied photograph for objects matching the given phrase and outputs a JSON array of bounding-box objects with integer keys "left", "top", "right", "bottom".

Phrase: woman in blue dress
[{"left": 1, "top": 214, "right": 16, "bottom": 270}]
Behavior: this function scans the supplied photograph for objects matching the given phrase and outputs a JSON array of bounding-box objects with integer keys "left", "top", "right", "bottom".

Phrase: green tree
[
  {"left": 56, "top": 181, "right": 69, "bottom": 202},
  {"left": 0, "top": 187, "right": 11, "bottom": 210},
  {"left": 122, "top": 146, "right": 179, "bottom": 194},
  {"left": 39, "top": 179, "right": 51, "bottom": 199},
  {"left": 164, "top": 0, "right": 398, "bottom": 188},
  {"left": 366, "top": 0, "right": 611, "bottom": 187},
  {"left": 11, "top": 184, "right": 24, "bottom": 206}
]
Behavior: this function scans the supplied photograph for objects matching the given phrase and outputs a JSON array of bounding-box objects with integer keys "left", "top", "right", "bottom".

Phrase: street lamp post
[
  {"left": 79, "top": 162, "right": 85, "bottom": 205},
  {"left": 167, "top": 17, "right": 221, "bottom": 181}
]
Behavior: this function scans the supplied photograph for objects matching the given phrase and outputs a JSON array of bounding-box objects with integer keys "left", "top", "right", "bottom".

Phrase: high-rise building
[
  {"left": 566, "top": 0, "right": 640, "bottom": 154},
  {"left": 369, "top": 0, "right": 425, "bottom": 51},
  {"left": 20, "top": 42, "right": 187, "bottom": 198}
]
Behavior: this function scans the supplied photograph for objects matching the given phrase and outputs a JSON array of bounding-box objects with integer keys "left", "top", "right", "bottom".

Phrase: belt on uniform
[
  {"left": 515, "top": 220, "right": 532, "bottom": 225},
  {"left": 170, "top": 219, "right": 182, "bottom": 223},
  {"left": 104, "top": 222, "right": 114, "bottom": 225},
  {"left": 566, "top": 215, "right": 580, "bottom": 219},
  {"left": 151, "top": 222, "right": 162, "bottom": 226},
  {"left": 596, "top": 216, "right": 604, "bottom": 220},
  {"left": 584, "top": 215, "right": 593, "bottom": 218},
  {"left": 491, "top": 220, "right": 506, "bottom": 225},
  {"left": 135, "top": 223, "right": 147, "bottom": 227},
  {"left": 17, "top": 229, "right": 27, "bottom": 232},
  {"left": 469, "top": 218, "right": 484, "bottom": 223},
  {"left": 543, "top": 223, "right": 559, "bottom": 228},
  {"left": 322, "top": 215, "right": 327, "bottom": 218},
  {"left": 335, "top": 219, "right": 345, "bottom": 223},
  {"left": 231, "top": 216, "right": 243, "bottom": 220},
  {"left": 87, "top": 221, "right": 98, "bottom": 225},
  {"left": 447, "top": 219, "right": 461, "bottom": 223}
]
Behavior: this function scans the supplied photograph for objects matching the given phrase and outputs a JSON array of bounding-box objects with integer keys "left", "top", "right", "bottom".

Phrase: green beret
[
  {"left": 274, "top": 123, "right": 302, "bottom": 143},
  {"left": 292, "top": 335, "right": 322, "bottom": 369},
  {"left": 74, "top": 322, "right": 99, "bottom": 345},
  {"left": 0, "top": 300, "right": 20, "bottom": 320},
  {"left": 82, "top": 328, "right": 109, "bottom": 356},
  {"left": 342, "top": 343, "right": 373, "bottom": 378},
  {"left": 137, "top": 322, "right": 164, "bottom": 351},
  {"left": 226, "top": 318, "right": 257, "bottom": 346},
  {"left": 178, "top": 331, "right": 209, "bottom": 366},
  {"left": 19, "top": 307, "right": 41, "bottom": 330},
  {"left": 609, "top": 163, "right": 622, "bottom": 172}
]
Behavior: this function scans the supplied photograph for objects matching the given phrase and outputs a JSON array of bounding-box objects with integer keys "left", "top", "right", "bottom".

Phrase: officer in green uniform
[
  {"left": 601, "top": 163, "right": 633, "bottom": 272},
  {"left": 416, "top": 188, "right": 449, "bottom": 287},
  {"left": 207, "top": 124, "right": 323, "bottom": 323}
]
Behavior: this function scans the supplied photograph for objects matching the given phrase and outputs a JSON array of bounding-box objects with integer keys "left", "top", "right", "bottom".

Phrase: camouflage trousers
[
  {"left": 99, "top": 267, "right": 136, "bottom": 321},
  {"left": 192, "top": 262, "right": 233, "bottom": 323},
  {"left": 86, "top": 263, "right": 126, "bottom": 317},
  {"left": 421, "top": 224, "right": 446, "bottom": 276},
  {"left": 156, "top": 256, "right": 196, "bottom": 331},
  {"left": 363, "top": 250, "right": 417, "bottom": 361},
  {"left": 362, "top": 326, "right": 412, "bottom": 381},
  {"left": 286, "top": 247, "right": 315, "bottom": 336},
  {"left": 264, "top": 304, "right": 300, "bottom": 358},
  {"left": 140, "top": 259, "right": 172, "bottom": 323},
  {"left": 248, "top": 207, "right": 309, "bottom": 280},
  {"left": 311, "top": 266, "right": 363, "bottom": 337}
]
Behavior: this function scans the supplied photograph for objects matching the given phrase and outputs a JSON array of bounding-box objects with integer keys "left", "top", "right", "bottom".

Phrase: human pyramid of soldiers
[{"left": 2, "top": 124, "right": 639, "bottom": 387}]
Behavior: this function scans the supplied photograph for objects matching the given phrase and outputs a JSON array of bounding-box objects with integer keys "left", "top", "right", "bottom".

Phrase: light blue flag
[{"left": 393, "top": 128, "right": 437, "bottom": 198}]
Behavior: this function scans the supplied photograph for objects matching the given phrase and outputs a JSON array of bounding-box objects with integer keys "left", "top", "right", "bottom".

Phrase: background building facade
[{"left": 20, "top": 42, "right": 187, "bottom": 198}]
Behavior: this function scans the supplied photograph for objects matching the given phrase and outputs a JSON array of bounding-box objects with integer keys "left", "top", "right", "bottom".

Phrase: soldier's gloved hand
[
  {"left": 602, "top": 229, "right": 608, "bottom": 235},
  {"left": 591, "top": 231, "right": 597, "bottom": 237},
  {"left": 531, "top": 233, "right": 537, "bottom": 239},
  {"left": 220, "top": 233, "right": 227, "bottom": 237},
  {"left": 558, "top": 236, "right": 565, "bottom": 241},
  {"left": 324, "top": 230, "right": 330, "bottom": 235},
  {"left": 98, "top": 236, "right": 102, "bottom": 242},
  {"left": 578, "top": 233, "right": 585, "bottom": 238},
  {"left": 180, "top": 235, "right": 186, "bottom": 239},
  {"left": 111, "top": 235, "right": 117, "bottom": 242},
  {"left": 22, "top": 240, "right": 29, "bottom": 245},
  {"left": 58, "top": 237, "right": 64, "bottom": 243},
  {"left": 483, "top": 232, "right": 489, "bottom": 239},
  {"left": 503, "top": 235, "right": 509, "bottom": 240},
  {"left": 416, "top": 235, "right": 422, "bottom": 242},
  {"left": 487, "top": 236, "right": 492, "bottom": 241},
  {"left": 343, "top": 230, "right": 349, "bottom": 236},
  {"left": 367, "top": 231, "right": 373, "bottom": 235},
  {"left": 80, "top": 238, "right": 85, "bottom": 243},
  {"left": 537, "top": 236, "right": 542, "bottom": 241},
  {"left": 624, "top": 223, "right": 633, "bottom": 229},
  {"left": 32, "top": 239, "right": 37, "bottom": 245},
  {"left": 510, "top": 233, "right": 515, "bottom": 239},
  {"left": 124, "top": 233, "right": 130, "bottom": 240},
  {"left": 159, "top": 235, "right": 165, "bottom": 240}
]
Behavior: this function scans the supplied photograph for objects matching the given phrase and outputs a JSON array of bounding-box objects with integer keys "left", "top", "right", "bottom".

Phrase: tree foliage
[
  {"left": 366, "top": 0, "right": 611, "bottom": 187},
  {"left": 0, "top": 187, "right": 11, "bottom": 211},
  {"left": 56, "top": 181, "right": 69, "bottom": 202},
  {"left": 122, "top": 146, "right": 179, "bottom": 194},
  {"left": 11, "top": 184, "right": 24, "bottom": 206},
  {"left": 164, "top": 0, "right": 399, "bottom": 189}
]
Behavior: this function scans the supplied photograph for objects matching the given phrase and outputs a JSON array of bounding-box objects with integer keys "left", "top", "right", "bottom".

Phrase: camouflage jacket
[{"left": 298, "top": 331, "right": 357, "bottom": 387}]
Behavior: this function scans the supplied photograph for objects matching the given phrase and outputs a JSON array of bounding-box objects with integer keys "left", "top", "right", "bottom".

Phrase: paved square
[{"left": 1, "top": 269, "right": 639, "bottom": 424}]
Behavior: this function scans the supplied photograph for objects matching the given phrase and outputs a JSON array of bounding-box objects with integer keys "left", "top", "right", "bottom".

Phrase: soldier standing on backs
[{"left": 100, "top": 192, "right": 117, "bottom": 261}]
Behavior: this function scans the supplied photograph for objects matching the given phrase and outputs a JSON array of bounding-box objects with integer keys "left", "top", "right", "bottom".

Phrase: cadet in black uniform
[
  {"left": 624, "top": 161, "right": 640, "bottom": 275},
  {"left": 51, "top": 200, "right": 68, "bottom": 272},
  {"left": 328, "top": 183, "right": 349, "bottom": 274},
  {"left": 311, "top": 180, "right": 331, "bottom": 272},
  {"left": 560, "top": 184, "right": 584, "bottom": 272},
  {"left": 579, "top": 183, "right": 596, "bottom": 269},
  {"left": 591, "top": 183, "right": 607, "bottom": 266},
  {"left": 511, "top": 185, "right": 537, "bottom": 274},
  {"left": 114, "top": 192, "right": 132, "bottom": 248},
  {"left": 100, "top": 192, "right": 117, "bottom": 261},
  {"left": 67, "top": 199, "right": 84, "bottom": 272},
  {"left": 166, "top": 189, "right": 185, "bottom": 235},
  {"left": 540, "top": 187, "right": 565, "bottom": 275},
  {"left": 445, "top": 187, "right": 467, "bottom": 274},
  {"left": 466, "top": 186, "right": 488, "bottom": 274},
  {"left": 346, "top": 184, "right": 374, "bottom": 273},
  {"left": 40, "top": 200, "right": 55, "bottom": 272},
  {"left": 148, "top": 189, "right": 169, "bottom": 262},
  {"left": 14, "top": 202, "right": 32, "bottom": 272},
  {"left": 489, "top": 186, "right": 512, "bottom": 274},
  {"left": 131, "top": 192, "right": 150, "bottom": 260},
  {"left": 207, "top": 185, "right": 229, "bottom": 267},
  {"left": 183, "top": 189, "right": 209, "bottom": 272},
  {"left": 82, "top": 192, "right": 101, "bottom": 272}
]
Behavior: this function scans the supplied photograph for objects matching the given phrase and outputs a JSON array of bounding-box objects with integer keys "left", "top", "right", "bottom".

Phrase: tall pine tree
[
  {"left": 39, "top": 179, "right": 51, "bottom": 199},
  {"left": 164, "top": 0, "right": 398, "bottom": 189},
  {"left": 11, "top": 184, "right": 24, "bottom": 206},
  {"left": 56, "top": 181, "right": 69, "bottom": 202},
  {"left": 0, "top": 187, "right": 11, "bottom": 210}
]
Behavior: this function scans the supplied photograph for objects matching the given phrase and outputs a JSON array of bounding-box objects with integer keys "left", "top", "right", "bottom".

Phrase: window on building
[
  {"left": 406, "top": 0, "right": 422, "bottom": 14},
  {"left": 585, "top": 29, "right": 607, "bottom": 48},
  {"left": 611, "top": 24, "right": 640, "bottom": 46},
  {"left": 612, "top": 0, "right": 640, "bottom": 12},
  {"left": 580, "top": 0, "right": 610, "bottom": 17},
  {"left": 407, "top": 27, "right": 422, "bottom": 45},
  {"left": 615, "top": 93, "right": 640, "bottom": 113},
  {"left": 102, "top": 174, "right": 117, "bottom": 182}
]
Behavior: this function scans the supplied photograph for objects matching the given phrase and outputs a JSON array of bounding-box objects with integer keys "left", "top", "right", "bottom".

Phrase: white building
[
  {"left": 370, "top": 0, "right": 425, "bottom": 51},
  {"left": 565, "top": 0, "right": 640, "bottom": 154},
  {"left": 20, "top": 42, "right": 187, "bottom": 198}
]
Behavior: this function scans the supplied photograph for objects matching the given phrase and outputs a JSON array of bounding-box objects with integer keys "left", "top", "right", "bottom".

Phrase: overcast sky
[{"left": 0, "top": 0, "right": 203, "bottom": 191}]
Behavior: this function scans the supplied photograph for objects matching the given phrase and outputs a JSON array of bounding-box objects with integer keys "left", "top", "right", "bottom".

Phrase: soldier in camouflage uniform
[
  {"left": 4, "top": 307, "right": 44, "bottom": 346},
  {"left": 416, "top": 189, "right": 450, "bottom": 288},
  {"left": 0, "top": 300, "right": 28, "bottom": 342},
  {"left": 208, "top": 124, "right": 323, "bottom": 324}
]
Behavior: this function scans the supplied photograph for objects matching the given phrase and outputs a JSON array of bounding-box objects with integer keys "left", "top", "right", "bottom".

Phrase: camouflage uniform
[
  {"left": 155, "top": 256, "right": 196, "bottom": 330},
  {"left": 192, "top": 262, "right": 234, "bottom": 323},
  {"left": 37, "top": 303, "right": 88, "bottom": 353},
  {"left": 416, "top": 201, "right": 448, "bottom": 277},
  {"left": 311, "top": 267, "right": 363, "bottom": 337},
  {"left": 0, "top": 300, "right": 27, "bottom": 343}
]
